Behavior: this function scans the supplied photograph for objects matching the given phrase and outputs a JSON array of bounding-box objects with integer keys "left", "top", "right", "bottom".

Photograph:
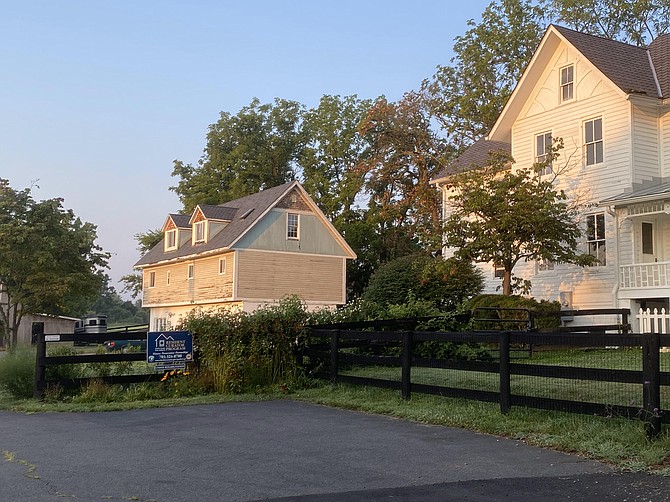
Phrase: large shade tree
[{"left": 0, "top": 179, "right": 109, "bottom": 347}]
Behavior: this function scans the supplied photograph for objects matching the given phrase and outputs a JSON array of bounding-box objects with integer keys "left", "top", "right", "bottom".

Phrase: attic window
[
  {"left": 165, "top": 229, "right": 177, "bottom": 251},
  {"left": 560, "top": 64, "right": 574, "bottom": 102},
  {"left": 287, "top": 213, "right": 299, "bottom": 240}
]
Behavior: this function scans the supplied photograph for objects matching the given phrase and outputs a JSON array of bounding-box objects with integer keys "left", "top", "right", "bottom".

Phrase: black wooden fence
[
  {"left": 305, "top": 315, "right": 668, "bottom": 439},
  {"left": 33, "top": 327, "right": 162, "bottom": 399}
]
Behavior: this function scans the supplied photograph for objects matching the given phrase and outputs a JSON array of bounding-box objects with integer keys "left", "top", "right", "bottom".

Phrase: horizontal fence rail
[
  {"left": 305, "top": 319, "right": 669, "bottom": 439},
  {"left": 33, "top": 329, "right": 160, "bottom": 399}
]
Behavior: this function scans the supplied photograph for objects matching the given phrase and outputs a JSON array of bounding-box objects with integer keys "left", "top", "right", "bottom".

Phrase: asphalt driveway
[{"left": 0, "top": 400, "right": 667, "bottom": 501}]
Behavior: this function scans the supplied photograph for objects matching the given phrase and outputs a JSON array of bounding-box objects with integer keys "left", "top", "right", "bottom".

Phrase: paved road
[{"left": 0, "top": 400, "right": 667, "bottom": 501}]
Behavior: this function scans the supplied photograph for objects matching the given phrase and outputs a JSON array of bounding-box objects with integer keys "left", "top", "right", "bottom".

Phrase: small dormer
[
  {"left": 189, "top": 204, "right": 238, "bottom": 245},
  {"left": 162, "top": 214, "right": 191, "bottom": 252}
]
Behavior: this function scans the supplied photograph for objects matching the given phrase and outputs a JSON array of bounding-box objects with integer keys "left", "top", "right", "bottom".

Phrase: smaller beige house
[
  {"left": 135, "top": 181, "right": 357, "bottom": 331},
  {"left": 17, "top": 314, "right": 79, "bottom": 345}
]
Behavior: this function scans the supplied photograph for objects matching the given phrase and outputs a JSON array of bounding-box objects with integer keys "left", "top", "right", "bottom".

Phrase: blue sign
[{"left": 147, "top": 331, "right": 193, "bottom": 364}]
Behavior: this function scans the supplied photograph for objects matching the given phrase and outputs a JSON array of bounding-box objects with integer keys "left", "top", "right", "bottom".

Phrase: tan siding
[
  {"left": 142, "top": 252, "right": 235, "bottom": 306},
  {"left": 236, "top": 250, "right": 344, "bottom": 304}
]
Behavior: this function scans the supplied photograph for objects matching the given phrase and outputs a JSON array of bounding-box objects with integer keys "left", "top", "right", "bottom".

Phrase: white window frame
[
  {"left": 193, "top": 221, "right": 206, "bottom": 244},
  {"left": 287, "top": 213, "right": 300, "bottom": 240},
  {"left": 584, "top": 117, "right": 603, "bottom": 166},
  {"left": 219, "top": 257, "right": 227, "bottom": 275},
  {"left": 535, "top": 131, "right": 553, "bottom": 176},
  {"left": 165, "top": 229, "right": 177, "bottom": 250},
  {"left": 560, "top": 64, "right": 574, "bottom": 102},
  {"left": 586, "top": 213, "right": 606, "bottom": 266},
  {"left": 188, "top": 263, "right": 194, "bottom": 280},
  {"left": 494, "top": 263, "right": 505, "bottom": 279},
  {"left": 148, "top": 271, "right": 156, "bottom": 288},
  {"left": 537, "top": 259, "right": 554, "bottom": 272},
  {"left": 166, "top": 270, "right": 171, "bottom": 286}
]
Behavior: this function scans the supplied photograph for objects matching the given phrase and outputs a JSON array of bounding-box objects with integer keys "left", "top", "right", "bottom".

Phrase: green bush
[
  {"left": 361, "top": 254, "right": 484, "bottom": 310},
  {"left": 180, "top": 296, "right": 311, "bottom": 394},
  {"left": 0, "top": 347, "right": 35, "bottom": 399},
  {"left": 465, "top": 294, "right": 561, "bottom": 330}
]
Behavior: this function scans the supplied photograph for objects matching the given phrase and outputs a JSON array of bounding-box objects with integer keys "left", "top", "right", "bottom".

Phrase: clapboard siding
[
  {"left": 142, "top": 252, "right": 235, "bottom": 306},
  {"left": 236, "top": 250, "right": 344, "bottom": 304},
  {"left": 632, "top": 104, "right": 660, "bottom": 184}
]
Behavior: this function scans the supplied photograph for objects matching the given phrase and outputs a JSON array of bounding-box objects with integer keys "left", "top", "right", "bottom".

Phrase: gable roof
[
  {"left": 489, "top": 25, "right": 665, "bottom": 142},
  {"left": 162, "top": 213, "right": 190, "bottom": 232},
  {"left": 135, "top": 181, "right": 356, "bottom": 267},
  {"left": 553, "top": 25, "right": 660, "bottom": 98},
  {"left": 431, "top": 138, "right": 510, "bottom": 183}
]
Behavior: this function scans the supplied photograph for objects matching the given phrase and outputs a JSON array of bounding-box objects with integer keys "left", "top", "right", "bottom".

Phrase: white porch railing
[
  {"left": 637, "top": 308, "right": 670, "bottom": 333},
  {"left": 620, "top": 262, "right": 670, "bottom": 289}
]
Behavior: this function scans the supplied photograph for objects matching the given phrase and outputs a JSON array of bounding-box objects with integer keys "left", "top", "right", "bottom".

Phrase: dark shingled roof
[
  {"left": 554, "top": 25, "right": 660, "bottom": 98},
  {"left": 196, "top": 204, "right": 238, "bottom": 222},
  {"left": 601, "top": 180, "right": 670, "bottom": 205},
  {"left": 168, "top": 214, "right": 191, "bottom": 229},
  {"left": 432, "top": 138, "right": 511, "bottom": 181},
  {"left": 649, "top": 33, "right": 670, "bottom": 99},
  {"left": 136, "top": 182, "right": 296, "bottom": 267}
]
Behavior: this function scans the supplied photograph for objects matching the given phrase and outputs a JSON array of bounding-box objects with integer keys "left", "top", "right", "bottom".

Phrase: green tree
[
  {"left": 120, "top": 228, "right": 163, "bottom": 299},
  {"left": 442, "top": 149, "right": 594, "bottom": 296},
  {"left": 87, "top": 276, "right": 148, "bottom": 326},
  {"left": 0, "top": 179, "right": 109, "bottom": 347},
  {"left": 171, "top": 98, "right": 304, "bottom": 212},
  {"left": 549, "top": 0, "right": 670, "bottom": 45},
  {"left": 422, "top": 0, "right": 546, "bottom": 149},
  {"left": 300, "top": 95, "right": 372, "bottom": 223}
]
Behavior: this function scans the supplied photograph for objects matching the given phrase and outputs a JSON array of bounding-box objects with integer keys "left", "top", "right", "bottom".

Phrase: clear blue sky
[{"left": 1, "top": 0, "right": 491, "bottom": 296}]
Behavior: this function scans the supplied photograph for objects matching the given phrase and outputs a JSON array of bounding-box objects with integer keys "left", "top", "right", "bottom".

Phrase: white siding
[{"left": 631, "top": 104, "right": 660, "bottom": 184}]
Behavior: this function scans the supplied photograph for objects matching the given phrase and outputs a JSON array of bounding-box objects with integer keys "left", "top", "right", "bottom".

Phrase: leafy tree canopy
[
  {"left": 0, "top": 179, "right": 109, "bottom": 347},
  {"left": 442, "top": 149, "right": 594, "bottom": 296}
]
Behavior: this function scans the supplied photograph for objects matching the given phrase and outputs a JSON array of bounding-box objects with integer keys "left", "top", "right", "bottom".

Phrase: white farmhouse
[{"left": 432, "top": 25, "right": 670, "bottom": 329}]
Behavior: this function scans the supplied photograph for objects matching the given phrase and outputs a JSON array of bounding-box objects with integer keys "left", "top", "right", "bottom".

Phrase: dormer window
[
  {"left": 193, "top": 221, "right": 206, "bottom": 244},
  {"left": 165, "top": 229, "right": 177, "bottom": 251},
  {"left": 560, "top": 64, "right": 574, "bottom": 102}
]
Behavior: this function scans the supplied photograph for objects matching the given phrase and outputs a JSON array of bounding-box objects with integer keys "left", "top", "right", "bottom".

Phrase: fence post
[
  {"left": 33, "top": 332, "right": 47, "bottom": 400},
  {"left": 499, "top": 331, "right": 511, "bottom": 414},
  {"left": 329, "top": 329, "right": 339, "bottom": 381},
  {"left": 642, "top": 333, "right": 661, "bottom": 439},
  {"left": 401, "top": 331, "right": 413, "bottom": 400}
]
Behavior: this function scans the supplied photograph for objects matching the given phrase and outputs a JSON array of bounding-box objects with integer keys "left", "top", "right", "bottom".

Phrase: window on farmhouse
[
  {"left": 642, "top": 222, "right": 654, "bottom": 255},
  {"left": 584, "top": 118, "right": 603, "bottom": 165},
  {"left": 219, "top": 258, "right": 226, "bottom": 275},
  {"left": 538, "top": 259, "right": 554, "bottom": 272},
  {"left": 494, "top": 263, "right": 505, "bottom": 279},
  {"left": 165, "top": 229, "right": 177, "bottom": 250},
  {"left": 287, "top": 213, "right": 299, "bottom": 239},
  {"left": 560, "top": 65, "right": 574, "bottom": 102},
  {"left": 148, "top": 271, "right": 156, "bottom": 288},
  {"left": 188, "top": 263, "right": 194, "bottom": 280},
  {"left": 193, "top": 221, "right": 206, "bottom": 244},
  {"left": 586, "top": 213, "right": 606, "bottom": 265},
  {"left": 535, "top": 132, "right": 553, "bottom": 176}
]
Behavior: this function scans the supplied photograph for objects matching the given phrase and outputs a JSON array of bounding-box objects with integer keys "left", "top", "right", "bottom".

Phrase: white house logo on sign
[{"left": 147, "top": 331, "right": 193, "bottom": 370}]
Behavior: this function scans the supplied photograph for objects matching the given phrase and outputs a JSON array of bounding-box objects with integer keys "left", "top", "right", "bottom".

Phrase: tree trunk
[{"left": 502, "top": 270, "right": 513, "bottom": 296}]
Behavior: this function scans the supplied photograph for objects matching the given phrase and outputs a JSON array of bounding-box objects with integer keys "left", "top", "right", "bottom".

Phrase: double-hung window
[
  {"left": 585, "top": 118, "right": 603, "bottom": 165},
  {"left": 165, "top": 229, "right": 177, "bottom": 250},
  {"left": 535, "top": 132, "right": 553, "bottom": 176},
  {"left": 219, "top": 258, "right": 226, "bottom": 275},
  {"left": 193, "top": 221, "right": 206, "bottom": 244},
  {"left": 188, "top": 263, "right": 194, "bottom": 280},
  {"left": 287, "top": 213, "right": 299, "bottom": 240},
  {"left": 586, "top": 213, "right": 606, "bottom": 265},
  {"left": 560, "top": 65, "right": 574, "bottom": 102},
  {"left": 148, "top": 271, "right": 156, "bottom": 288}
]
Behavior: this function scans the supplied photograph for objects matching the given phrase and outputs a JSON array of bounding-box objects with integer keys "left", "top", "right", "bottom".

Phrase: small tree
[
  {"left": 442, "top": 149, "right": 594, "bottom": 295},
  {"left": 0, "top": 179, "right": 109, "bottom": 347}
]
